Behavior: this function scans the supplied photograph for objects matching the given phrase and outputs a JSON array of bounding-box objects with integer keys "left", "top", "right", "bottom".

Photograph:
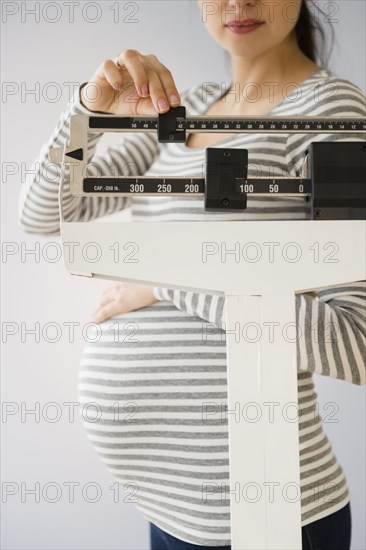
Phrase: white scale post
[{"left": 51, "top": 111, "right": 366, "bottom": 549}]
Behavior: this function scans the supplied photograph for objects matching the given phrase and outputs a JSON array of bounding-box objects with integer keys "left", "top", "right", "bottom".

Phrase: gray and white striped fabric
[{"left": 18, "top": 68, "right": 366, "bottom": 546}]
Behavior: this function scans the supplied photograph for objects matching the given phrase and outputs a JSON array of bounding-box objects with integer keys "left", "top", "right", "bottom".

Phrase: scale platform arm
[{"left": 59, "top": 215, "right": 366, "bottom": 388}]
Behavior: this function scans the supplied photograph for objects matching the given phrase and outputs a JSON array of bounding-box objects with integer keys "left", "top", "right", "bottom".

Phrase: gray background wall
[{"left": 2, "top": 1, "right": 365, "bottom": 548}]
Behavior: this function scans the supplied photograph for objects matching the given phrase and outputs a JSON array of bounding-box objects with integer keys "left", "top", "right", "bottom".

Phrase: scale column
[{"left": 224, "top": 293, "right": 302, "bottom": 549}]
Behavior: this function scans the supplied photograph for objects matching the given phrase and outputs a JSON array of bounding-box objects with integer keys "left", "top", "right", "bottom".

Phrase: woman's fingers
[
  {"left": 117, "top": 52, "right": 170, "bottom": 112},
  {"left": 102, "top": 59, "right": 126, "bottom": 91},
  {"left": 150, "top": 57, "right": 181, "bottom": 107},
  {"left": 101, "top": 282, "right": 119, "bottom": 296},
  {"left": 145, "top": 54, "right": 181, "bottom": 109},
  {"left": 116, "top": 50, "right": 180, "bottom": 111},
  {"left": 83, "top": 48, "right": 180, "bottom": 114},
  {"left": 90, "top": 283, "right": 157, "bottom": 324},
  {"left": 143, "top": 65, "right": 171, "bottom": 113},
  {"left": 92, "top": 283, "right": 126, "bottom": 322},
  {"left": 117, "top": 49, "right": 149, "bottom": 96},
  {"left": 91, "top": 300, "right": 126, "bottom": 324},
  {"left": 98, "top": 292, "right": 115, "bottom": 307},
  {"left": 99, "top": 290, "right": 118, "bottom": 308}
]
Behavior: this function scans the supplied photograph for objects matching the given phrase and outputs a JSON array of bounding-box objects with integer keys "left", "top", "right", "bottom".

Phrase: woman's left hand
[{"left": 90, "top": 282, "right": 158, "bottom": 324}]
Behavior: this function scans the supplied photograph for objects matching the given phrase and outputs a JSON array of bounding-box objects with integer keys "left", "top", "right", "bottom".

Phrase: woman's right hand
[{"left": 80, "top": 49, "right": 181, "bottom": 115}]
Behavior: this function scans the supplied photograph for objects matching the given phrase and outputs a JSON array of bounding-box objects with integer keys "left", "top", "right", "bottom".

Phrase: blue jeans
[{"left": 149, "top": 502, "right": 351, "bottom": 550}]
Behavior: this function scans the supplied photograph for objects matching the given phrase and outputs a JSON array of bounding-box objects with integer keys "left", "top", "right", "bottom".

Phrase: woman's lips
[{"left": 226, "top": 20, "right": 265, "bottom": 34}]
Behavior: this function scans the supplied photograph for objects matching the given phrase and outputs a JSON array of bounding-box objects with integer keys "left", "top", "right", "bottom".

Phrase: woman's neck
[{"left": 228, "top": 35, "right": 320, "bottom": 98}]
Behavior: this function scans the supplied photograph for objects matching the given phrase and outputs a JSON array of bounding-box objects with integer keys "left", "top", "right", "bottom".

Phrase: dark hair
[{"left": 295, "top": 0, "right": 334, "bottom": 66}]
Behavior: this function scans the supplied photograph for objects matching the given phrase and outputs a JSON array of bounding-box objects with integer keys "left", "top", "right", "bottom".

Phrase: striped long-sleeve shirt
[{"left": 18, "top": 67, "right": 366, "bottom": 545}]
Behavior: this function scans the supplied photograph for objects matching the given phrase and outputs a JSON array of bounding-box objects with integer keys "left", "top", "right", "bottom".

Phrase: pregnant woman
[{"left": 18, "top": 0, "right": 365, "bottom": 548}]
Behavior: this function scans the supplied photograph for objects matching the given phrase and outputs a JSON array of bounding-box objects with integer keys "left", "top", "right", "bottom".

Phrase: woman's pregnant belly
[
  {"left": 77, "top": 300, "right": 348, "bottom": 542},
  {"left": 77, "top": 301, "right": 232, "bottom": 533}
]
